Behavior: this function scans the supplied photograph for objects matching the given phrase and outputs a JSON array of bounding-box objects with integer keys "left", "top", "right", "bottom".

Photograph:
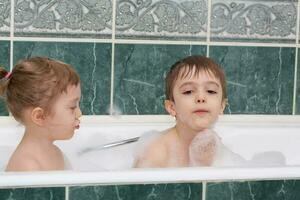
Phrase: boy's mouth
[{"left": 193, "top": 109, "right": 209, "bottom": 115}]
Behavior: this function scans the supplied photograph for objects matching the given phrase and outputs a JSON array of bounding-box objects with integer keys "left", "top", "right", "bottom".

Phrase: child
[
  {"left": 0, "top": 57, "right": 82, "bottom": 171},
  {"left": 134, "top": 55, "right": 244, "bottom": 168}
]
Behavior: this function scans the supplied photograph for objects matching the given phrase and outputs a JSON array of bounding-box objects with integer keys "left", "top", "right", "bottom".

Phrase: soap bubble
[
  {"left": 106, "top": 104, "right": 122, "bottom": 117},
  {"left": 189, "top": 129, "right": 247, "bottom": 167},
  {"left": 249, "top": 151, "right": 286, "bottom": 166},
  {"left": 189, "top": 129, "right": 219, "bottom": 166}
]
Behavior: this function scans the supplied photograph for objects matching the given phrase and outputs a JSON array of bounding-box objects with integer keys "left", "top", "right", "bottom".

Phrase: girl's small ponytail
[{"left": 0, "top": 67, "right": 10, "bottom": 98}]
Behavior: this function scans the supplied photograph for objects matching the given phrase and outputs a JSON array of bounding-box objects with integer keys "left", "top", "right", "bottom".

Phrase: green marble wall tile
[
  {"left": 210, "top": 46, "right": 294, "bottom": 114},
  {"left": 206, "top": 180, "right": 300, "bottom": 200},
  {"left": 13, "top": 41, "right": 111, "bottom": 115},
  {"left": 114, "top": 44, "right": 207, "bottom": 114},
  {"left": 0, "top": 41, "right": 10, "bottom": 116},
  {"left": 69, "top": 183, "right": 202, "bottom": 200},
  {"left": 0, "top": 187, "right": 65, "bottom": 200}
]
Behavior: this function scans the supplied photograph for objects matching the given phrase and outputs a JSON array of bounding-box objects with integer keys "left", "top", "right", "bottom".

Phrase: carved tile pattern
[
  {"left": 115, "top": 0, "right": 208, "bottom": 40},
  {"left": 211, "top": 0, "right": 297, "bottom": 41},
  {"left": 2, "top": 0, "right": 297, "bottom": 40},
  {"left": 0, "top": 0, "right": 10, "bottom": 34},
  {"left": 14, "top": 0, "right": 112, "bottom": 37}
]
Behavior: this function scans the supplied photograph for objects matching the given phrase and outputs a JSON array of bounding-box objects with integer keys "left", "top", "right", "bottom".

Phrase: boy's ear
[
  {"left": 164, "top": 100, "right": 176, "bottom": 117},
  {"left": 219, "top": 99, "right": 227, "bottom": 114},
  {"left": 31, "top": 107, "right": 46, "bottom": 126}
]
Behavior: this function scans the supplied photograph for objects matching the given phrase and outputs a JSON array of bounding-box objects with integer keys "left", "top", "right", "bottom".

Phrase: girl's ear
[
  {"left": 164, "top": 100, "right": 176, "bottom": 117},
  {"left": 31, "top": 107, "right": 46, "bottom": 126}
]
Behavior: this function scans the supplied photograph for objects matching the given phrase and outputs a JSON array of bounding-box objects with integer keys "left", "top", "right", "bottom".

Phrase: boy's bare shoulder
[{"left": 134, "top": 129, "right": 173, "bottom": 168}]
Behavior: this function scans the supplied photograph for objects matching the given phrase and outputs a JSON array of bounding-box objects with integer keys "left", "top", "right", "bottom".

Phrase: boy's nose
[
  {"left": 196, "top": 94, "right": 206, "bottom": 103},
  {"left": 197, "top": 98, "right": 205, "bottom": 103}
]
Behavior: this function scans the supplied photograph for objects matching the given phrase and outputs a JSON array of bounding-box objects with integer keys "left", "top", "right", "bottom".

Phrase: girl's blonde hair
[{"left": 0, "top": 57, "right": 80, "bottom": 122}]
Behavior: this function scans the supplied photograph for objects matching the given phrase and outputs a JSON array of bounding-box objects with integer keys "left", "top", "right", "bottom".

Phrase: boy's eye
[
  {"left": 207, "top": 90, "right": 217, "bottom": 94},
  {"left": 183, "top": 90, "right": 193, "bottom": 95},
  {"left": 70, "top": 106, "right": 77, "bottom": 110}
]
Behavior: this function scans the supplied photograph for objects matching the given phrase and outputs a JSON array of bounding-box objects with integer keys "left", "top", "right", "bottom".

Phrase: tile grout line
[
  {"left": 109, "top": 0, "right": 117, "bottom": 115},
  {"left": 110, "top": 42, "right": 115, "bottom": 115},
  {"left": 206, "top": 43, "right": 210, "bottom": 57},
  {"left": 8, "top": 0, "right": 15, "bottom": 118},
  {"left": 202, "top": 181, "right": 207, "bottom": 200},
  {"left": 292, "top": 0, "right": 300, "bottom": 115},
  {"left": 65, "top": 186, "right": 69, "bottom": 200},
  {"left": 0, "top": 37, "right": 11, "bottom": 41},
  {"left": 295, "top": 0, "right": 299, "bottom": 44},
  {"left": 11, "top": 37, "right": 112, "bottom": 43},
  {"left": 206, "top": 0, "right": 212, "bottom": 57},
  {"left": 9, "top": 0, "right": 14, "bottom": 71},
  {"left": 293, "top": 47, "right": 298, "bottom": 115},
  {"left": 7, "top": 37, "right": 300, "bottom": 48}
]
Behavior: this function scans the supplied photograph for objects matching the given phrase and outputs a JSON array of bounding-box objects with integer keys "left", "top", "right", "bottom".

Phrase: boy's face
[
  {"left": 45, "top": 84, "right": 82, "bottom": 140},
  {"left": 165, "top": 70, "right": 225, "bottom": 132}
]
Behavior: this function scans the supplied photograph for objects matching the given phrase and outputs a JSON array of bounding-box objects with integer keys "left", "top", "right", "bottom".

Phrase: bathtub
[{"left": 0, "top": 115, "right": 300, "bottom": 188}]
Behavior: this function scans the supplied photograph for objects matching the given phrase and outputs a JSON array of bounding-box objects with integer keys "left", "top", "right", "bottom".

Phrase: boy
[{"left": 134, "top": 55, "right": 228, "bottom": 167}]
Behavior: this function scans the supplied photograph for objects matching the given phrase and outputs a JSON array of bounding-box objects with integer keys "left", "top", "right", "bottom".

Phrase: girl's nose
[{"left": 76, "top": 108, "right": 82, "bottom": 118}]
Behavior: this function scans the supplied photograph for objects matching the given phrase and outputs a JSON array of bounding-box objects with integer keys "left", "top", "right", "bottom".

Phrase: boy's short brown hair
[{"left": 165, "top": 55, "right": 227, "bottom": 102}]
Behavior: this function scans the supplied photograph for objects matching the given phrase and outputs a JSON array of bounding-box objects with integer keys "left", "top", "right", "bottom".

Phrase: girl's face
[{"left": 45, "top": 84, "right": 82, "bottom": 140}]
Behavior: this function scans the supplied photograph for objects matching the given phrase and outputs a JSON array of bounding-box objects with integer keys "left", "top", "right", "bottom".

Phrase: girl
[{"left": 0, "top": 57, "right": 82, "bottom": 171}]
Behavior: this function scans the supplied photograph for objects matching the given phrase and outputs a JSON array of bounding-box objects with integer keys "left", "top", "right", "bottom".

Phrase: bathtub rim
[{"left": 1, "top": 166, "right": 300, "bottom": 188}]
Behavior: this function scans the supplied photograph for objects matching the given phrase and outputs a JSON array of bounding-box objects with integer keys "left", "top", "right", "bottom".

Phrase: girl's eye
[
  {"left": 70, "top": 106, "right": 76, "bottom": 110},
  {"left": 207, "top": 90, "right": 217, "bottom": 94},
  {"left": 183, "top": 90, "right": 193, "bottom": 95}
]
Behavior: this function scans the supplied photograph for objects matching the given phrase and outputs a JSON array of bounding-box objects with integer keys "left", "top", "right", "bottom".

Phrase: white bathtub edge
[{"left": 1, "top": 166, "right": 300, "bottom": 187}]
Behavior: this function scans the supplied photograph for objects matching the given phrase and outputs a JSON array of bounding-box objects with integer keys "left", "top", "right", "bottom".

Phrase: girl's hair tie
[{"left": 4, "top": 72, "right": 12, "bottom": 79}]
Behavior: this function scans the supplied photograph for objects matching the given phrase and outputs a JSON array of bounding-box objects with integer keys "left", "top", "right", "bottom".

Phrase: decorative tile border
[
  {"left": 115, "top": 0, "right": 208, "bottom": 40},
  {"left": 211, "top": 0, "right": 297, "bottom": 42},
  {"left": 0, "top": 0, "right": 10, "bottom": 36},
  {"left": 1, "top": 0, "right": 298, "bottom": 42},
  {"left": 14, "top": 0, "right": 112, "bottom": 38}
]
